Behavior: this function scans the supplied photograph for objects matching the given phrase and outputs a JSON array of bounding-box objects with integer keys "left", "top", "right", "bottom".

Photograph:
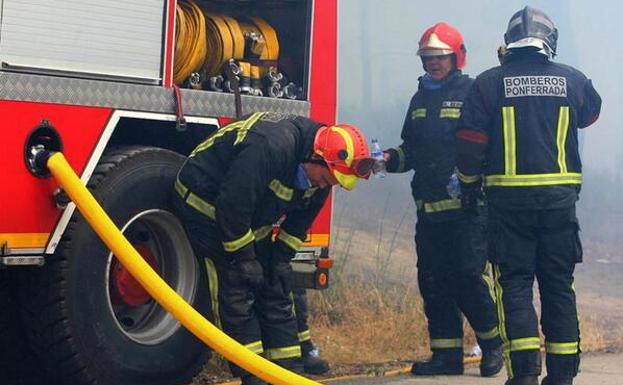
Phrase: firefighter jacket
[
  {"left": 175, "top": 112, "right": 330, "bottom": 263},
  {"left": 456, "top": 53, "right": 601, "bottom": 210},
  {"left": 385, "top": 70, "right": 474, "bottom": 221}
]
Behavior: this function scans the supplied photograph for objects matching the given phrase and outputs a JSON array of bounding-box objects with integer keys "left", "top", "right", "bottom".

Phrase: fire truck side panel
[
  {"left": 0, "top": 101, "right": 112, "bottom": 251},
  {"left": 306, "top": 0, "right": 337, "bottom": 248},
  {"left": 0, "top": 1, "right": 166, "bottom": 83}
]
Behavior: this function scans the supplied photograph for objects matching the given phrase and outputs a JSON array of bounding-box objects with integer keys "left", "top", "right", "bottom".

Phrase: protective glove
[{"left": 236, "top": 258, "right": 264, "bottom": 289}]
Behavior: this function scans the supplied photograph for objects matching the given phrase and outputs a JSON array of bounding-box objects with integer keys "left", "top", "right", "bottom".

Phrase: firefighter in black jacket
[
  {"left": 383, "top": 22, "right": 503, "bottom": 377},
  {"left": 456, "top": 7, "right": 601, "bottom": 385},
  {"left": 172, "top": 112, "right": 373, "bottom": 385}
]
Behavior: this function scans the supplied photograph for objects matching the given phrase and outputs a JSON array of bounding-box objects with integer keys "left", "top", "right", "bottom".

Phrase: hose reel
[{"left": 173, "top": 0, "right": 301, "bottom": 100}]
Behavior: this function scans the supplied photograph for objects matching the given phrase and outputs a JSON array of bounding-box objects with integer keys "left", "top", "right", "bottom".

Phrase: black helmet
[{"left": 504, "top": 6, "right": 558, "bottom": 58}]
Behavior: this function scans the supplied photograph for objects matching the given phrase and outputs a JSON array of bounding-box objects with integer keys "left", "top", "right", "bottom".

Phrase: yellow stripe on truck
[{"left": 0, "top": 233, "right": 49, "bottom": 248}]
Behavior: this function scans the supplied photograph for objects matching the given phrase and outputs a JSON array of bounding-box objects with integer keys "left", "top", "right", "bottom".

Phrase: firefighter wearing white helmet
[
  {"left": 382, "top": 22, "right": 503, "bottom": 378},
  {"left": 456, "top": 6, "right": 602, "bottom": 385}
]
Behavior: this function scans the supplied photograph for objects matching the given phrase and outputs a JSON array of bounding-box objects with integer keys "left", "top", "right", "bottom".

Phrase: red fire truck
[{"left": 0, "top": 1, "right": 337, "bottom": 384}]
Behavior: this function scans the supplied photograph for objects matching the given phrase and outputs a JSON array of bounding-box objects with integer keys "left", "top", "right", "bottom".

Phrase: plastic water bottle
[
  {"left": 446, "top": 168, "right": 461, "bottom": 199},
  {"left": 370, "top": 138, "right": 386, "bottom": 178}
]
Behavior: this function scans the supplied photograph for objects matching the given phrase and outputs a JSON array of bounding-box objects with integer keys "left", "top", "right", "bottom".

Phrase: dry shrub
[{"left": 306, "top": 276, "right": 430, "bottom": 365}]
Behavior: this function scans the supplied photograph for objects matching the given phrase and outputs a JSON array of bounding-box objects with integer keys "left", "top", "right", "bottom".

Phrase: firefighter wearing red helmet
[
  {"left": 382, "top": 22, "right": 503, "bottom": 377},
  {"left": 172, "top": 112, "right": 372, "bottom": 385},
  {"left": 456, "top": 7, "right": 601, "bottom": 385}
]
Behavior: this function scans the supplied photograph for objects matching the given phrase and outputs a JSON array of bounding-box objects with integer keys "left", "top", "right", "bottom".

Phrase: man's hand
[{"left": 236, "top": 259, "right": 264, "bottom": 288}]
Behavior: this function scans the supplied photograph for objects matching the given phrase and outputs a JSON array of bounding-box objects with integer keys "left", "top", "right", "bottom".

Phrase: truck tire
[
  {"left": 0, "top": 271, "right": 48, "bottom": 385},
  {"left": 17, "top": 146, "right": 211, "bottom": 385}
]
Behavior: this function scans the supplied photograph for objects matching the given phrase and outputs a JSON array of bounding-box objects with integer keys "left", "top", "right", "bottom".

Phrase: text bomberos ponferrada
[{"left": 504, "top": 76, "right": 567, "bottom": 98}]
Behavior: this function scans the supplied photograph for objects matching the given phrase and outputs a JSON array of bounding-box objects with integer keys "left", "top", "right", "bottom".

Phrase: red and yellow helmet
[
  {"left": 417, "top": 22, "right": 467, "bottom": 69},
  {"left": 313, "top": 124, "right": 373, "bottom": 190}
]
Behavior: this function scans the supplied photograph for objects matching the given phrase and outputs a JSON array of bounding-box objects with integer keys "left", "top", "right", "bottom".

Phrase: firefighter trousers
[
  {"left": 415, "top": 210, "right": 502, "bottom": 355},
  {"left": 489, "top": 204, "right": 582, "bottom": 380},
  {"left": 172, "top": 196, "right": 302, "bottom": 378},
  {"left": 293, "top": 288, "right": 314, "bottom": 352}
]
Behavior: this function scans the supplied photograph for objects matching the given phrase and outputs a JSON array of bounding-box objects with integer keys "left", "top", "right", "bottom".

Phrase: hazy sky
[{"left": 337, "top": 0, "right": 621, "bottom": 176}]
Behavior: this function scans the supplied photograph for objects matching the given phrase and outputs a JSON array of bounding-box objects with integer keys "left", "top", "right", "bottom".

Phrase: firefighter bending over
[
  {"left": 172, "top": 112, "right": 373, "bottom": 385},
  {"left": 382, "top": 22, "right": 503, "bottom": 377},
  {"left": 456, "top": 7, "right": 601, "bottom": 385}
]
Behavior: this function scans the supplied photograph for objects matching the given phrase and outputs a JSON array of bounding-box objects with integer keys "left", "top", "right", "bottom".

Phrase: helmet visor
[{"left": 333, "top": 170, "right": 359, "bottom": 191}]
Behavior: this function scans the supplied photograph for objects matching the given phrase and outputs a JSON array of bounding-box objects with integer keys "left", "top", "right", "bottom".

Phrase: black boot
[
  {"left": 480, "top": 345, "right": 504, "bottom": 377},
  {"left": 301, "top": 341, "right": 330, "bottom": 375},
  {"left": 240, "top": 375, "right": 268, "bottom": 385},
  {"left": 411, "top": 349, "right": 463, "bottom": 376},
  {"left": 542, "top": 353, "right": 578, "bottom": 385},
  {"left": 504, "top": 376, "right": 539, "bottom": 385},
  {"left": 541, "top": 376, "right": 573, "bottom": 385}
]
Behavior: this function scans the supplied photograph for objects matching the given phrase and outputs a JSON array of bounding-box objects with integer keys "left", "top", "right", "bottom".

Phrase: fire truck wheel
[
  {"left": 17, "top": 146, "right": 211, "bottom": 385},
  {"left": 0, "top": 271, "right": 48, "bottom": 384}
]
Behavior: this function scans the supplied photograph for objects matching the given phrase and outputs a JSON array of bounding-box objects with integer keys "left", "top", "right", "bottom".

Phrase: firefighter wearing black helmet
[
  {"left": 383, "top": 22, "right": 503, "bottom": 378},
  {"left": 456, "top": 6, "right": 601, "bottom": 385}
]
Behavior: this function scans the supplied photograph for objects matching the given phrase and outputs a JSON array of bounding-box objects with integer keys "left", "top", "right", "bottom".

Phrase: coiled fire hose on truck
[
  {"left": 174, "top": 0, "right": 280, "bottom": 85},
  {"left": 40, "top": 151, "right": 321, "bottom": 385},
  {"left": 174, "top": 0, "right": 207, "bottom": 85}
]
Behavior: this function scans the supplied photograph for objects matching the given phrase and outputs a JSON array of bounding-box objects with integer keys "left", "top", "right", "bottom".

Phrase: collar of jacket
[
  {"left": 292, "top": 117, "right": 324, "bottom": 163},
  {"left": 504, "top": 50, "right": 550, "bottom": 65},
  {"left": 418, "top": 70, "right": 463, "bottom": 91}
]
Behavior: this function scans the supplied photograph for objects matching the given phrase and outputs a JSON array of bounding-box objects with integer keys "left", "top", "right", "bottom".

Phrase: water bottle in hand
[
  {"left": 446, "top": 168, "right": 461, "bottom": 199},
  {"left": 371, "top": 138, "right": 386, "bottom": 178}
]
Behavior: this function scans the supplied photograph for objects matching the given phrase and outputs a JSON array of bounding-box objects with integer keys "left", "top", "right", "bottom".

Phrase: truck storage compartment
[
  {"left": 0, "top": 0, "right": 166, "bottom": 83},
  {"left": 0, "top": 0, "right": 313, "bottom": 100},
  {"left": 174, "top": 0, "right": 312, "bottom": 100}
]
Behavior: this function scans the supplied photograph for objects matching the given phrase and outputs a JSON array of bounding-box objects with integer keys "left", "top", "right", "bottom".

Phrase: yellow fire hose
[{"left": 46, "top": 152, "right": 321, "bottom": 385}]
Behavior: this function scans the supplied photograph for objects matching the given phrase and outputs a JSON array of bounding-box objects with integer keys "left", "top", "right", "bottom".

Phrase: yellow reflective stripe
[
  {"left": 395, "top": 146, "right": 405, "bottom": 172},
  {"left": 186, "top": 193, "right": 216, "bottom": 220},
  {"left": 244, "top": 340, "right": 264, "bottom": 354},
  {"left": 298, "top": 329, "right": 311, "bottom": 343},
  {"left": 458, "top": 170, "right": 480, "bottom": 184},
  {"left": 176, "top": 178, "right": 217, "bottom": 220},
  {"left": 482, "top": 263, "right": 496, "bottom": 304},
  {"left": 485, "top": 173, "right": 582, "bottom": 187},
  {"left": 174, "top": 178, "right": 188, "bottom": 197},
  {"left": 190, "top": 121, "right": 244, "bottom": 157},
  {"left": 439, "top": 107, "right": 461, "bottom": 118},
  {"left": 546, "top": 341, "right": 579, "bottom": 355},
  {"left": 268, "top": 179, "right": 294, "bottom": 201},
  {"left": 277, "top": 230, "right": 304, "bottom": 251},
  {"left": 330, "top": 126, "right": 355, "bottom": 167},
  {"left": 494, "top": 265, "right": 513, "bottom": 378},
  {"left": 476, "top": 326, "right": 500, "bottom": 341},
  {"left": 423, "top": 198, "right": 462, "bottom": 213},
  {"left": 204, "top": 258, "right": 222, "bottom": 329},
  {"left": 412, "top": 108, "right": 426, "bottom": 119},
  {"left": 222, "top": 229, "right": 255, "bottom": 252},
  {"left": 509, "top": 337, "right": 541, "bottom": 352},
  {"left": 303, "top": 187, "right": 319, "bottom": 199},
  {"left": 253, "top": 225, "right": 273, "bottom": 242},
  {"left": 234, "top": 112, "right": 265, "bottom": 145},
  {"left": 0, "top": 233, "right": 49, "bottom": 248},
  {"left": 415, "top": 200, "right": 423, "bottom": 210},
  {"left": 556, "top": 106, "right": 570, "bottom": 173},
  {"left": 264, "top": 345, "right": 302, "bottom": 360},
  {"left": 430, "top": 338, "right": 463, "bottom": 349},
  {"left": 502, "top": 106, "right": 516, "bottom": 175}
]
